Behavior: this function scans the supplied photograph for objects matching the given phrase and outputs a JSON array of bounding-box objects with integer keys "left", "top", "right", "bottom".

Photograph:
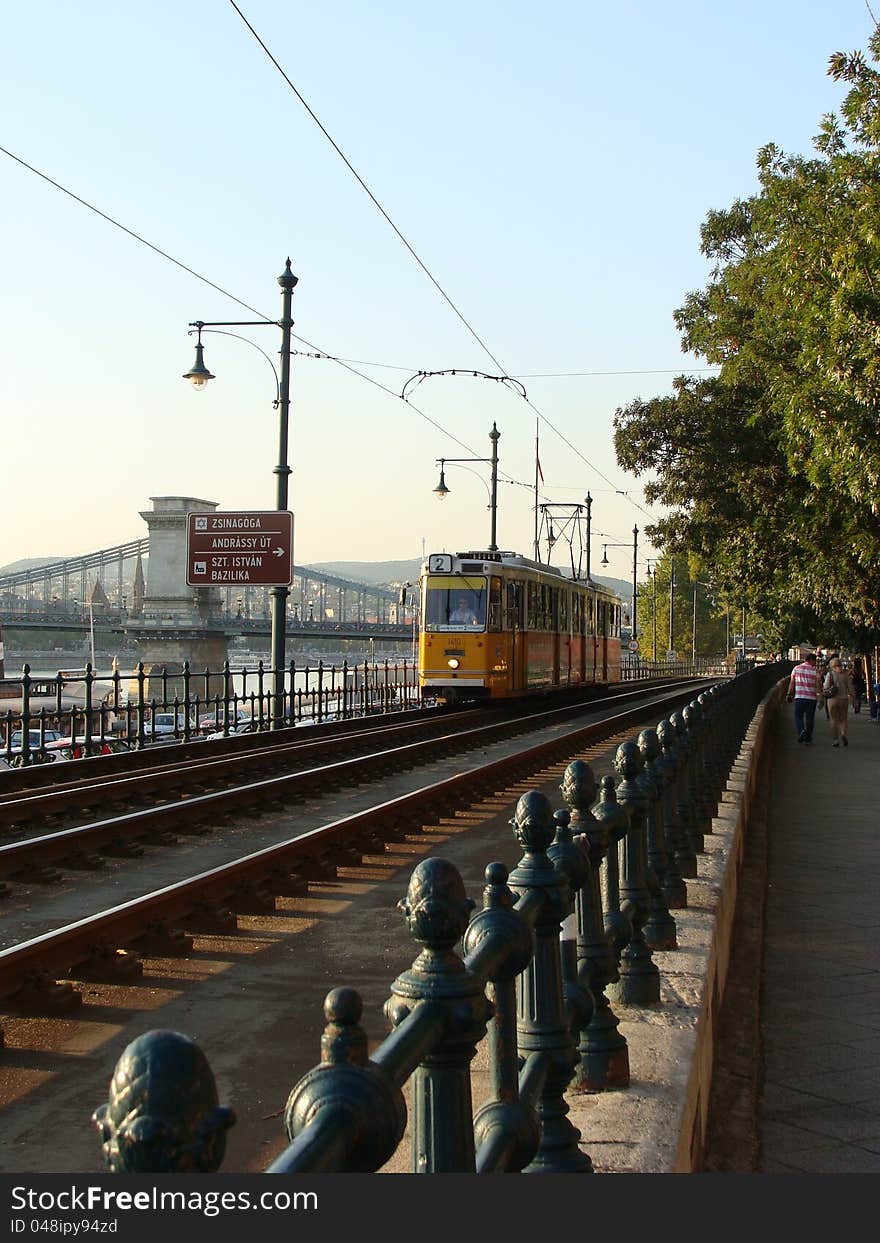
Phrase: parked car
[
  {"left": 203, "top": 719, "right": 261, "bottom": 741},
  {"left": 9, "top": 729, "right": 64, "bottom": 749},
  {"left": 44, "top": 736, "right": 131, "bottom": 760},
  {"left": 4, "top": 748, "right": 67, "bottom": 767},
  {"left": 197, "top": 709, "right": 254, "bottom": 735},
  {"left": 147, "top": 712, "right": 197, "bottom": 740}
]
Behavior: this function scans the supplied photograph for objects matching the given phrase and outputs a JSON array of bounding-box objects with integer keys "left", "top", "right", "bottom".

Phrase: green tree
[
  {"left": 615, "top": 32, "right": 880, "bottom": 644},
  {"left": 637, "top": 553, "right": 732, "bottom": 660}
]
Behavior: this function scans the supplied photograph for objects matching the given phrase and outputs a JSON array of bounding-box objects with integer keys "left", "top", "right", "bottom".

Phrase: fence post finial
[{"left": 92, "top": 1029, "right": 234, "bottom": 1173}]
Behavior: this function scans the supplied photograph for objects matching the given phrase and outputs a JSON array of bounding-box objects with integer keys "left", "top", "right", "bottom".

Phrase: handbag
[{"left": 824, "top": 674, "right": 838, "bottom": 699}]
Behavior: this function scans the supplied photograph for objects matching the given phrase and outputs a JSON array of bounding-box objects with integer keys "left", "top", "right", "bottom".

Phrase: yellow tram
[{"left": 418, "top": 549, "right": 622, "bottom": 705}]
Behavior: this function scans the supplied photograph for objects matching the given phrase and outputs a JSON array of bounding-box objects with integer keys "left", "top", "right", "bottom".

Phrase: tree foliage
[
  {"left": 636, "top": 553, "right": 732, "bottom": 659},
  {"left": 614, "top": 31, "right": 880, "bottom": 648}
]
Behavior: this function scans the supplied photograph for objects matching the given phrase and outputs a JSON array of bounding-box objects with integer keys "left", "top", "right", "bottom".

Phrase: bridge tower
[{"left": 125, "top": 497, "right": 232, "bottom": 692}]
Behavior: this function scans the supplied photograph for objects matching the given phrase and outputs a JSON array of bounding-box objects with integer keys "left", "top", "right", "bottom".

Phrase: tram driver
[{"left": 450, "top": 594, "right": 479, "bottom": 625}]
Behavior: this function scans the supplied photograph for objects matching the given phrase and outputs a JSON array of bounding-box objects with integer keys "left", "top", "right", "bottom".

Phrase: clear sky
[{"left": 0, "top": 1, "right": 873, "bottom": 586}]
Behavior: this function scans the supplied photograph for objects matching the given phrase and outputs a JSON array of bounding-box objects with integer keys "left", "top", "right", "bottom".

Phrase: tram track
[
  {"left": 0, "top": 707, "right": 489, "bottom": 835},
  {"left": 0, "top": 679, "right": 710, "bottom": 1013},
  {"left": 0, "top": 681, "right": 687, "bottom": 840}
]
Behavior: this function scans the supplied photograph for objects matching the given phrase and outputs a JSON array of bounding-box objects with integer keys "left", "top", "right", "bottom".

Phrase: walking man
[{"left": 787, "top": 650, "right": 822, "bottom": 745}]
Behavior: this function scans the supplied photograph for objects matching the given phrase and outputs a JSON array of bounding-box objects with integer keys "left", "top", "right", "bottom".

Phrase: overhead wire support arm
[{"left": 400, "top": 369, "right": 528, "bottom": 404}]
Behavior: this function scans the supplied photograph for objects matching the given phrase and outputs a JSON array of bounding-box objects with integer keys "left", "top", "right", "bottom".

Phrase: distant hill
[
  {"left": 0, "top": 556, "right": 68, "bottom": 575},
  {"left": 306, "top": 559, "right": 631, "bottom": 599},
  {"left": 305, "top": 560, "right": 424, "bottom": 586}
]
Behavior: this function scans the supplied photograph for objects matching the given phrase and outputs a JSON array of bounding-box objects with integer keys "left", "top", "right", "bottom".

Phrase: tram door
[
  {"left": 598, "top": 600, "right": 608, "bottom": 681},
  {"left": 506, "top": 580, "right": 526, "bottom": 693},
  {"left": 574, "top": 592, "right": 586, "bottom": 683},
  {"left": 558, "top": 589, "right": 570, "bottom": 684}
]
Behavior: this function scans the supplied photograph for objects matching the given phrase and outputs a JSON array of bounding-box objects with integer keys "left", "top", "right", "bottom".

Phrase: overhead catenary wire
[
  {"left": 0, "top": 138, "right": 656, "bottom": 521},
  {"left": 0, "top": 142, "right": 485, "bottom": 461},
  {"left": 227, "top": 0, "right": 508, "bottom": 378},
  {"left": 226, "top": 0, "right": 657, "bottom": 521}
]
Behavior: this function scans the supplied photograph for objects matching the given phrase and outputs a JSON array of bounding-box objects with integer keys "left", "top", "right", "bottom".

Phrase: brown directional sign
[{"left": 186, "top": 510, "right": 294, "bottom": 586}]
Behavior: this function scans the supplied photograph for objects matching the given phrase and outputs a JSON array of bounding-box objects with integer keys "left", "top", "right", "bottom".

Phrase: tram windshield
[{"left": 423, "top": 576, "right": 487, "bottom": 630}]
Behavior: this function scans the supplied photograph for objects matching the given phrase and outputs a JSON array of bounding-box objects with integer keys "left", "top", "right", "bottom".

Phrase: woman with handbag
[{"left": 823, "top": 657, "right": 855, "bottom": 747}]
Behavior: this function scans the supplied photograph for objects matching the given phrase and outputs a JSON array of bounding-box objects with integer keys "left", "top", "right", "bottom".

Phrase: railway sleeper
[
  {"left": 351, "top": 831, "right": 386, "bottom": 854},
  {"left": 150, "top": 830, "right": 179, "bottom": 846},
  {"left": 100, "top": 839, "right": 145, "bottom": 859},
  {"left": 10, "top": 862, "right": 64, "bottom": 884},
  {"left": 378, "top": 817, "right": 419, "bottom": 841},
  {"left": 264, "top": 868, "right": 309, "bottom": 897},
  {"left": 70, "top": 943, "right": 143, "bottom": 984},
  {"left": 6, "top": 970, "right": 82, "bottom": 1015},
  {"left": 328, "top": 845, "right": 363, "bottom": 868},
  {"left": 297, "top": 854, "right": 338, "bottom": 882},
  {"left": 185, "top": 902, "right": 238, "bottom": 934},
  {"left": 59, "top": 852, "right": 106, "bottom": 871},
  {"left": 228, "top": 881, "right": 277, "bottom": 915},
  {"left": 170, "top": 818, "right": 215, "bottom": 836},
  {"left": 132, "top": 921, "right": 194, "bottom": 957}
]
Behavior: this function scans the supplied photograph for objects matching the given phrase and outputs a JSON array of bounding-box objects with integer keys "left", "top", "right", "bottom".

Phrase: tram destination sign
[{"left": 186, "top": 510, "right": 294, "bottom": 586}]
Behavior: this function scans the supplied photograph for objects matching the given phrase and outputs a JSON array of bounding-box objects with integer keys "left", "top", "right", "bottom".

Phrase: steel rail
[
  {"left": 0, "top": 683, "right": 712, "bottom": 1005},
  {"left": 0, "top": 677, "right": 690, "bottom": 796},
  {"left": 0, "top": 704, "right": 444, "bottom": 795},
  {"left": 0, "top": 681, "right": 698, "bottom": 832},
  {"left": 0, "top": 708, "right": 490, "bottom": 829}
]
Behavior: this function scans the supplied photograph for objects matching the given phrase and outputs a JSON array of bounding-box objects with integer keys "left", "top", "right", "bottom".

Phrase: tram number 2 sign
[{"left": 186, "top": 510, "right": 294, "bottom": 586}]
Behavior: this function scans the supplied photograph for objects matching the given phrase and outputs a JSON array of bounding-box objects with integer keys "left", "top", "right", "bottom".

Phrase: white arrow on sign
[{"left": 272, "top": 547, "right": 284, "bottom": 557}]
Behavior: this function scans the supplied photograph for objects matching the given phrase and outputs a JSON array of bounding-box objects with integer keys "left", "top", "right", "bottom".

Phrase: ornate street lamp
[
  {"left": 601, "top": 526, "right": 639, "bottom": 640},
  {"left": 184, "top": 260, "right": 297, "bottom": 729},
  {"left": 433, "top": 423, "right": 500, "bottom": 551}
]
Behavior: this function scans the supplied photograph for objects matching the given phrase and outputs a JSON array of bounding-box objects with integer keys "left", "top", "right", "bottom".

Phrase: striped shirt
[{"left": 791, "top": 662, "right": 821, "bottom": 699}]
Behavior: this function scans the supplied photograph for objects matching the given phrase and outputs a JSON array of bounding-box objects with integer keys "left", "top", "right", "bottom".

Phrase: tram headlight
[{"left": 447, "top": 658, "right": 460, "bottom": 669}]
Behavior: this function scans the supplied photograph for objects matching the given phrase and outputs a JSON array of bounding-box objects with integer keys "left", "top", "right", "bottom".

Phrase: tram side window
[
  {"left": 488, "top": 577, "right": 503, "bottom": 631},
  {"left": 572, "top": 592, "right": 583, "bottom": 636},
  {"left": 558, "top": 589, "right": 568, "bottom": 633},
  {"left": 527, "top": 582, "right": 557, "bottom": 630},
  {"left": 506, "top": 581, "right": 524, "bottom": 630},
  {"left": 527, "top": 582, "right": 540, "bottom": 630}
]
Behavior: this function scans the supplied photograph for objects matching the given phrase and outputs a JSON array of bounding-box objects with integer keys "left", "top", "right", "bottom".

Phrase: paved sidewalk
[{"left": 757, "top": 700, "right": 880, "bottom": 1172}]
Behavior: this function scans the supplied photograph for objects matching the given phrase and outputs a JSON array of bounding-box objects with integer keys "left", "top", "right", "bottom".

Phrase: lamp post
[
  {"left": 669, "top": 556, "right": 676, "bottom": 658},
  {"left": 644, "top": 559, "right": 659, "bottom": 662},
  {"left": 601, "top": 526, "right": 639, "bottom": 642},
  {"left": 585, "top": 492, "right": 592, "bottom": 582},
  {"left": 691, "top": 580, "right": 711, "bottom": 661},
  {"left": 183, "top": 259, "right": 297, "bottom": 729},
  {"left": 433, "top": 424, "right": 500, "bottom": 551}
]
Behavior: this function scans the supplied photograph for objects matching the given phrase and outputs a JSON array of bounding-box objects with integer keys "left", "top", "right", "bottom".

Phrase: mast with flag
[{"left": 534, "top": 418, "right": 544, "bottom": 560}]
